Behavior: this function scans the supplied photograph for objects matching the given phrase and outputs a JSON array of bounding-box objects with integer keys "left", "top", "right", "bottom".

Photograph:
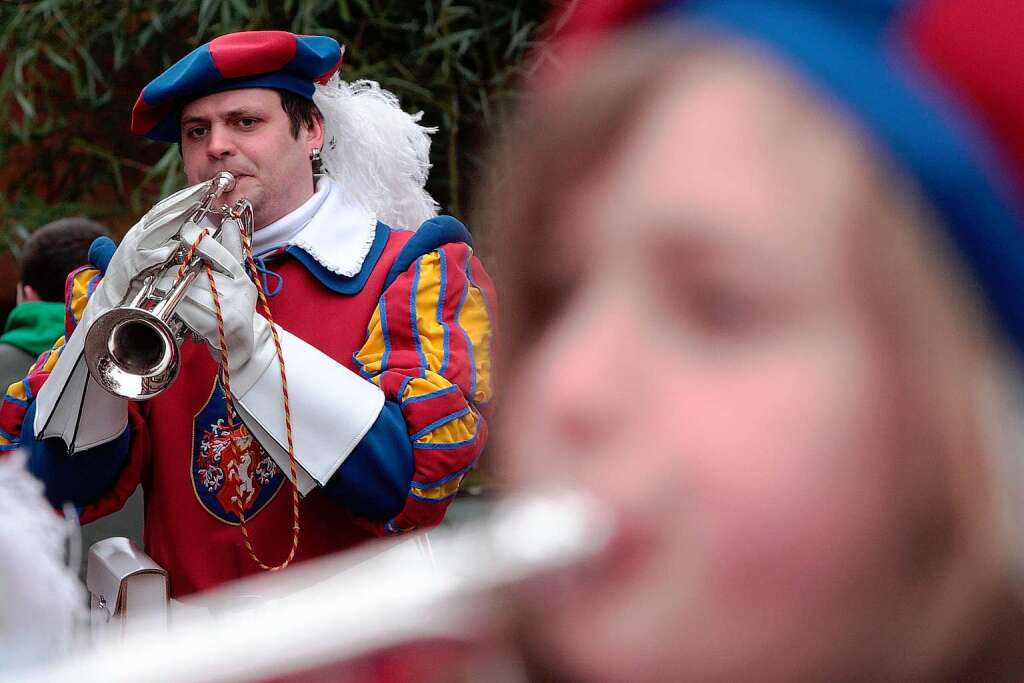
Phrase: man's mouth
[{"left": 209, "top": 170, "right": 252, "bottom": 181}]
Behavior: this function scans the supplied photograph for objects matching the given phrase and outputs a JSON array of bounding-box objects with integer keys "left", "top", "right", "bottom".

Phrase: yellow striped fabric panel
[
  {"left": 458, "top": 281, "right": 493, "bottom": 405},
  {"left": 357, "top": 305, "right": 387, "bottom": 377},
  {"left": 69, "top": 267, "right": 100, "bottom": 325},
  {"left": 413, "top": 251, "right": 446, "bottom": 375}
]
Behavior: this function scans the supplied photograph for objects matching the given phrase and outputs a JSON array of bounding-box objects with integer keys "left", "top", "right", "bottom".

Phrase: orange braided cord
[
  {"left": 199, "top": 225, "right": 301, "bottom": 572},
  {"left": 242, "top": 231, "right": 302, "bottom": 552},
  {"left": 175, "top": 230, "right": 208, "bottom": 282}
]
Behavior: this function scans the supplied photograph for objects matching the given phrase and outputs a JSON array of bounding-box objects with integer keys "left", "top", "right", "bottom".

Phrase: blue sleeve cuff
[
  {"left": 22, "top": 401, "right": 132, "bottom": 509},
  {"left": 321, "top": 400, "right": 412, "bottom": 520}
]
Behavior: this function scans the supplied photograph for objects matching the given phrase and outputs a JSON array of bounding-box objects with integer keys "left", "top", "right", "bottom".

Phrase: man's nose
[{"left": 205, "top": 124, "right": 235, "bottom": 159}]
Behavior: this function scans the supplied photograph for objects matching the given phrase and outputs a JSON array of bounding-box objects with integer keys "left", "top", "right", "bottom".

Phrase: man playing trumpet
[{"left": 0, "top": 31, "right": 495, "bottom": 597}]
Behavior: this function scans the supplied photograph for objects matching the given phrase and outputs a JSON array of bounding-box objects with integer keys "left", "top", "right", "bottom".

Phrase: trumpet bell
[
  {"left": 81, "top": 172, "right": 248, "bottom": 400},
  {"left": 84, "top": 306, "right": 181, "bottom": 400}
]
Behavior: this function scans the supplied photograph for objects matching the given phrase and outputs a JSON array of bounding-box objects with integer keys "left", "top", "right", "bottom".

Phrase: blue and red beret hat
[
  {"left": 548, "top": 0, "right": 1024, "bottom": 354},
  {"left": 131, "top": 30, "right": 343, "bottom": 143}
]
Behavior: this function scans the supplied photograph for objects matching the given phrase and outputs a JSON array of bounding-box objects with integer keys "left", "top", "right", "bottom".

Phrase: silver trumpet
[{"left": 84, "top": 171, "right": 254, "bottom": 400}]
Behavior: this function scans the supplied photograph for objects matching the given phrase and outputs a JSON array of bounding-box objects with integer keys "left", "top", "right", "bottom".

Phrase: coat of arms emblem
[{"left": 192, "top": 382, "right": 284, "bottom": 523}]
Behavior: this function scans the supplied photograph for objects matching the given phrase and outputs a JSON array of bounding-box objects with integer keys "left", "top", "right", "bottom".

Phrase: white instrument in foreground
[{"left": 5, "top": 491, "right": 611, "bottom": 683}]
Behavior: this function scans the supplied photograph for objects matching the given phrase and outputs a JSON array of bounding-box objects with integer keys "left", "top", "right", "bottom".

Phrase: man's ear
[{"left": 306, "top": 115, "right": 325, "bottom": 153}]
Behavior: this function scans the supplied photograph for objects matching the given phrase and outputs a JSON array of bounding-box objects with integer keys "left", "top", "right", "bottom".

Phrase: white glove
[
  {"left": 33, "top": 180, "right": 213, "bottom": 451},
  {"left": 85, "top": 181, "right": 214, "bottom": 326},
  {"left": 175, "top": 223, "right": 386, "bottom": 495},
  {"left": 174, "top": 218, "right": 261, "bottom": 371}
]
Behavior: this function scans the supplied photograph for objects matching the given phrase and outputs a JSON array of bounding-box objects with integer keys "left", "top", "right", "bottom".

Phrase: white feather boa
[{"left": 314, "top": 75, "right": 439, "bottom": 230}]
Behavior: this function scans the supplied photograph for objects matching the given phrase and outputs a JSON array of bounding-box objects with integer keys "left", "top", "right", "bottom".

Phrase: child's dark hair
[{"left": 20, "top": 218, "right": 110, "bottom": 302}]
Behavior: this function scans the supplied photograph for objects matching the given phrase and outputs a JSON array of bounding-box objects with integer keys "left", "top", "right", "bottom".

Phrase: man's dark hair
[
  {"left": 20, "top": 218, "right": 110, "bottom": 302},
  {"left": 279, "top": 90, "right": 323, "bottom": 138}
]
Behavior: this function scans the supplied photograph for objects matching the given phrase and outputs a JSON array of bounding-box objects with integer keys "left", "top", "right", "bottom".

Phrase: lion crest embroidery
[{"left": 192, "top": 381, "right": 284, "bottom": 523}]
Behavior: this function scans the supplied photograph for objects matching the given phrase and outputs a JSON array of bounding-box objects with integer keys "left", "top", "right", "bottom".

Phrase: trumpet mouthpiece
[{"left": 211, "top": 171, "right": 236, "bottom": 194}]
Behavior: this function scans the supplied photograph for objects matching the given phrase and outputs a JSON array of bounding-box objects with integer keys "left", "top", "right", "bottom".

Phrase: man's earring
[{"left": 310, "top": 147, "right": 323, "bottom": 174}]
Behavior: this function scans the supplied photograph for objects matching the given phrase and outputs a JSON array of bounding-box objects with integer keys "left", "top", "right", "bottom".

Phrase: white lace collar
[{"left": 253, "top": 176, "right": 378, "bottom": 277}]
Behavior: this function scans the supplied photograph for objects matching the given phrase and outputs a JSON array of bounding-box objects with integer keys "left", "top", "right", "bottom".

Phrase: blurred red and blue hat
[
  {"left": 549, "top": 0, "right": 1024, "bottom": 353},
  {"left": 131, "top": 30, "right": 343, "bottom": 143}
]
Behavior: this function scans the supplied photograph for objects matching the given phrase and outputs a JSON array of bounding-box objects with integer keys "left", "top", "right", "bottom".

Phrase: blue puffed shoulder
[
  {"left": 384, "top": 216, "right": 473, "bottom": 290},
  {"left": 88, "top": 236, "right": 117, "bottom": 274}
]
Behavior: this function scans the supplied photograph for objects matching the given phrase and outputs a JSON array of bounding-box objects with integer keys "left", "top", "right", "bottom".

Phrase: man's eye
[
  {"left": 186, "top": 126, "right": 207, "bottom": 139},
  {"left": 237, "top": 118, "right": 257, "bottom": 129}
]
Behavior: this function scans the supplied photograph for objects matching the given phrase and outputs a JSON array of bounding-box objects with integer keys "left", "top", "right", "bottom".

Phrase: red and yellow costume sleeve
[
  {"left": 354, "top": 243, "right": 496, "bottom": 534},
  {"left": 0, "top": 266, "right": 101, "bottom": 451}
]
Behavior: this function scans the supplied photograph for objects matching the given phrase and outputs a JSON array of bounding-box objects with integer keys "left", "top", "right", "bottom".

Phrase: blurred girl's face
[{"left": 502, "top": 53, "right": 997, "bottom": 682}]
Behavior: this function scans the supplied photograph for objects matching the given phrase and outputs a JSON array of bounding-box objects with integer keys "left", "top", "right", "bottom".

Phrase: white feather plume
[
  {"left": 0, "top": 451, "right": 85, "bottom": 672},
  {"left": 314, "top": 75, "right": 439, "bottom": 230}
]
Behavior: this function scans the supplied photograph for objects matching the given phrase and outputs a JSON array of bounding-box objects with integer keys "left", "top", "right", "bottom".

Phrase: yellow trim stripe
[
  {"left": 414, "top": 401, "right": 479, "bottom": 445},
  {"left": 41, "top": 349, "right": 61, "bottom": 373},
  {"left": 357, "top": 306, "right": 387, "bottom": 376},
  {"left": 410, "top": 474, "right": 464, "bottom": 500},
  {"left": 6, "top": 380, "right": 28, "bottom": 403},
  {"left": 413, "top": 252, "right": 446, "bottom": 373},
  {"left": 401, "top": 376, "right": 445, "bottom": 402},
  {"left": 458, "top": 284, "right": 493, "bottom": 404}
]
